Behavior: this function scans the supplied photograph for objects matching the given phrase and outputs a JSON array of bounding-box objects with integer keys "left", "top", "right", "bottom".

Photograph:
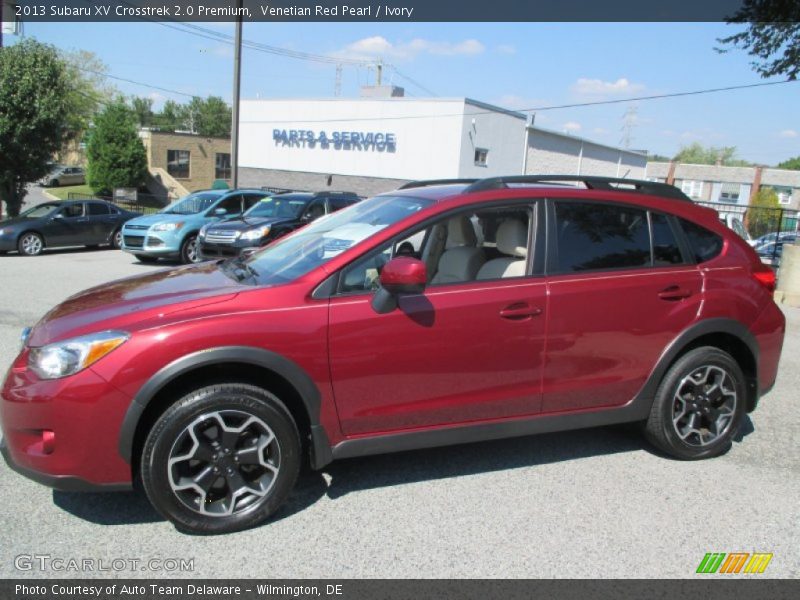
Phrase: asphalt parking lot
[{"left": 0, "top": 247, "right": 798, "bottom": 579}]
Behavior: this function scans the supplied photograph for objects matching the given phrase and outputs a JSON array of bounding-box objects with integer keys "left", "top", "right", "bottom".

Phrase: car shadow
[{"left": 51, "top": 416, "right": 756, "bottom": 530}]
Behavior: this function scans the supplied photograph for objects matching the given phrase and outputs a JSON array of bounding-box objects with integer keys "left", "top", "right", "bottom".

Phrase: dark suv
[
  {"left": 198, "top": 191, "right": 361, "bottom": 259},
  {"left": 1, "top": 176, "right": 785, "bottom": 534}
]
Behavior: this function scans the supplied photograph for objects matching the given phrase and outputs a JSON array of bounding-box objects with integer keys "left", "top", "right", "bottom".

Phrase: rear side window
[
  {"left": 680, "top": 219, "right": 724, "bottom": 263},
  {"left": 87, "top": 202, "right": 109, "bottom": 216},
  {"left": 329, "top": 197, "right": 357, "bottom": 212},
  {"left": 651, "top": 213, "right": 684, "bottom": 266},
  {"left": 553, "top": 202, "right": 650, "bottom": 272}
]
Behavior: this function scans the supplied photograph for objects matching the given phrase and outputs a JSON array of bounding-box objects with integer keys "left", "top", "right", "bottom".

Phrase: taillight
[{"left": 752, "top": 264, "right": 776, "bottom": 293}]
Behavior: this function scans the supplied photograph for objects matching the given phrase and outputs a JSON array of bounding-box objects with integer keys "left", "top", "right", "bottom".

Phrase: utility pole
[
  {"left": 230, "top": 0, "right": 243, "bottom": 189},
  {"left": 376, "top": 60, "right": 383, "bottom": 86},
  {"left": 620, "top": 105, "right": 638, "bottom": 149},
  {"left": 334, "top": 64, "right": 342, "bottom": 97}
]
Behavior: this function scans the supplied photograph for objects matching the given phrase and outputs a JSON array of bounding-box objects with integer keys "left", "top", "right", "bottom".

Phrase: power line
[
  {"left": 241, "top": 78, "right": 798, "bottom": 125},
  {"left": 76, "top": 66, "right": 198, "bottom": 99}
]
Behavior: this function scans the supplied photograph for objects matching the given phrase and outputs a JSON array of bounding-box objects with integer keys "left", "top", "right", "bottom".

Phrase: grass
[{"left": 46, "top": 184, "right": 96, "bottom": 200}]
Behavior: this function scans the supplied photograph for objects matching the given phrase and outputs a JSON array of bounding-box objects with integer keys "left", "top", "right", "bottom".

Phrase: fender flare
[
  {"left": 117, "top": 346, "right": 327, "bottom": 464},
  {"left": 636, "top": 317, "right": 759, "bottom": 405}
]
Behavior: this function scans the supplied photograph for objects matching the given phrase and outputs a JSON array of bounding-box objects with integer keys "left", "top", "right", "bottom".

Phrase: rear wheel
[
  {"left": 18, "top": 232, "right": 44, "bottom": 256},
  {"left": 111, "top": 229, "right": 123, "bottom": 249},
  {"left": 140, "top": 383, "right": 301, "bottom": 534},
  {"left": 134, "top": 254, "right": 158, "bottom": 263},
  {"left": 180, "top": 234, "right": 200, "bottom": 264},
  {"left": 644, "top": 347, "right": 745, "bottom": 460}
]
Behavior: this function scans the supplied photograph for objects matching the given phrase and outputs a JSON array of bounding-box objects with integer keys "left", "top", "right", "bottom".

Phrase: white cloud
[
  {"left": 779, "top": 129, "right": 798, "bottom": 138},
  {"left": 331, "top": 36, "right": 485, "bottom": 62},
  {"left": 496, "top": 44, "right": 516, "bottom": 55},
  {"left": 563, "top": 121, "right": 582, "bottom": 132},
  {"left": 571, "top": 77, "right": 645, "bottom": 97}
]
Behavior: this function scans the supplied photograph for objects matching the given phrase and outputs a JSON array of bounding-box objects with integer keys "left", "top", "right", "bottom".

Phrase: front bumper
[
  {"left": 0, "top": 236, "right": 17, "bottom": 251},
  {"left": 1, "top": 350, "right": 134, "bottom": 490},
  {"left": 121, "top": 230, "right": 181, "bottom": 257},
  {"left": 199, "top": 237, "right": 265, "bottom": 259}
]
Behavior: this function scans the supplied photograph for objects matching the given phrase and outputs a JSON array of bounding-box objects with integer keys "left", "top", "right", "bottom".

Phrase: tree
[
  {"left": 673, "top": 143, "right": 753, "bottom": 166},
  {"left": 717, "top": 1, "right": 800, "bottom": 80},
  {"left": 154, "top": 99, "right": 189, "bottom": 132},
  {"left": 85, "top": 101, "right": 148, "bottom": 195},
  {"left": 777, "top": 156, "right": 800, "bottom": 170},
  {"left": 130, "top": 96, "right": 155, "bottom": 128},
  {"left": 59, "top": 49, "right": 116, "bottom": 152},
  {"left": 186, "top": 96, "right": 231, "bottom": 138},
  {"left": 0, "top": 39, "right": 72, "bottom": 217},
  {"left": 746, "top": 188, "right": 781, "bottom": 239}
]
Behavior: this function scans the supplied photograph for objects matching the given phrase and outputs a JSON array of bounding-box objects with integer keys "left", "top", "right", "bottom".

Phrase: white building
[{"left": 239, "top": 95, "right": 647, "bottom": 196}]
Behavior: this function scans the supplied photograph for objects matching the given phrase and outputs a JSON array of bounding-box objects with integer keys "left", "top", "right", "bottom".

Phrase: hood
[
  {"left": 28, "top": 262, "right": 244, "bottom": 346},
  {"left": 207, "top": 216, "right": 294, "bottom": 232},
  {"left": 125, "top": 212, "right": 196, "bottom": 228},
  {"left": 0, "top": 216, "right": 42, "bottom": 229}
]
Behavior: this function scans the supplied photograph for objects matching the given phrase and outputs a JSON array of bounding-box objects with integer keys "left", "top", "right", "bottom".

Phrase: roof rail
[
  {"left": 464, "top": 175, "right": 692, "bottom": 201},
  {"left": 399, "top": 178, "right": 479, "bottom": 190}
]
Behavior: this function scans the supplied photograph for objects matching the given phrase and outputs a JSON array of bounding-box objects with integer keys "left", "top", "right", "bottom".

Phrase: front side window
[
  {"left": 553, "top": 202, "right": 650, "bottom": 273},
  {"left": 167, "top": 150, "right": 190, "bottom": 179},
  {"left": 162, "top": 192, "right": 222, "bottom": 215},
  {"left": 338, "top": 204, "right": 531, "bottom": 294},
  {"left": 242, "top": 195, "right": 433, "bottom": 285},
  {"left": 215, "top": 194, "right": 244, "bottom": 215},
  {"left": 63, "top": 203, "right": 85, "bottom": 218}
]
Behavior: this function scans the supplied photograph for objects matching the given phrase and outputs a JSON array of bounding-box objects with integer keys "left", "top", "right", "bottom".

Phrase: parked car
[
  {"left": 0, "top": 200, "right": 140, "bottom": 256},
  {"left": 753, "top": 231, "right": 797, "bottom": 247},
  {"left": 120, "top": 189, "right": 269, "bottom": 264},
  {"left": 756, "top": 240, "right": 794, "bottom": 267},
  {"left": 1, "top": 175, "right": 785, "bottom": 534},
  {"left": 40, "top": 166, "right": 85, "bottom": 187},
  {"left": 198, "top": 191, "right": 361, "bottom": 260}
]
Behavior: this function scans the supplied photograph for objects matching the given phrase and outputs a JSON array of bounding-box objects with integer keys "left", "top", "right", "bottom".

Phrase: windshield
[
  {"left": 19, "top": 203, "right": 60, "bottom": 218},
  {"left": 162, "top": 192, "right": 222, "bottom": 215},
  {"left": 240, "top": 195, "right": 433, "bottom": 285},
  {"left": 245, "top": 196, "right": 308, "bottom": 219}
]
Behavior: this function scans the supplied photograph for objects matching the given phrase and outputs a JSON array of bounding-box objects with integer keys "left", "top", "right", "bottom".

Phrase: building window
[
  {"left": 215, "top": 153, "right": 231, "bottom": 180},
  {"left": 474, "top": 148, "right": 489, "bottom": 167},
  {"left": 680, "top": 179, "right": 702, "bottom": 199},
  {"left": 772, "top": 186, "right": 793, "bottom": 205},
  {"left": 719, "top": 182, "right": 741, "bottom": 203},
  {"left": 167, "top": 150, "right": 190, "bottom": 179}
]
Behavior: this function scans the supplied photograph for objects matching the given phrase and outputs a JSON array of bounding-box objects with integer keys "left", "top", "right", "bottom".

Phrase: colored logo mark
[{"left": 696, "top": 552, "right": 773, "bottom": 574}]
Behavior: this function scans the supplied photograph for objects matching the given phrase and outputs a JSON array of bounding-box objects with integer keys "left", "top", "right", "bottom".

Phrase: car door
[
  {"left": 86, "top": 202, "right": 117, "bottom": 243},
  {"left": 541, "top": 200, "right": 703, "bottom": 413},
  {"left": 327, "top": 202, "right": 547, "bottom": 435},
  {"left": 43, "top": 202, "right": 93, "bottom": 247}
]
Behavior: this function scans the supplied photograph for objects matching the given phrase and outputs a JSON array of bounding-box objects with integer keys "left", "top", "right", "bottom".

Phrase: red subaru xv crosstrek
[{"left": 1, "top": 176, "right": 785, "bottom": 534}]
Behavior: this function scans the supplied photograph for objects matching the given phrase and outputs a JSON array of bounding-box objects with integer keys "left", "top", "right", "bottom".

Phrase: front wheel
[
  {"left": 111, "top": 229, "right": 123, "bottom": 249},
  {"left": 644, "top": 347, "right": 745, "bottom": 460},
  {"left": 180, "top": 234, "right": 200, "bottom": 264},
  {"left": 18, "top": 232, "right": 44, "bottom": 256},
  {"left": 140, "top": 384, "right": 301, "bottom": 534}
]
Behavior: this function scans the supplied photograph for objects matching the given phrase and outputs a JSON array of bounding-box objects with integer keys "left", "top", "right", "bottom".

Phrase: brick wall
[
  {"left": 140, "top": 131, "right": 232, "bottom": 192},
  {"left": 239, "top": 167, "right": 409, "bottom": 197}
]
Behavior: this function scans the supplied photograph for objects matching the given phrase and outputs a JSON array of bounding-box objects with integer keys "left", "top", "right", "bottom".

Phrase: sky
[{"left": 9, "top": 21, "right": 800, "bottom": 165}]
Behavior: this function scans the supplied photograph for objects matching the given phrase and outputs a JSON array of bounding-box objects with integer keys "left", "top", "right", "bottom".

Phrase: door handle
[
  {"left": 658, "top": 285, "right": 692, "bottom": 301},
  {"left": 499, "top": 303, "right": 542, "bottom": 320}
]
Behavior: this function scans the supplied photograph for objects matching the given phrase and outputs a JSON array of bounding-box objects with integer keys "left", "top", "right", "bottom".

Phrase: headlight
[
  {"left": 240, "top": 226, "right": 270, "bottom": 241},
  {"left": 28, "top": 331, "right": 130, "bottom": 380},
  {"left": 152, "top": 222, "right": 183, "bottom": 232},
  {"left": 0, "top": 228, "right": 6, "bottom": 236},
  {"left": 199, "top": 224, "right": 208, "bottom": 238}
]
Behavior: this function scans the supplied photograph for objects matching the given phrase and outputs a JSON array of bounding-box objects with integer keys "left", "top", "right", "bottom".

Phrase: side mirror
[
  {"left": 371, "top": 257, "right": 427, "bottom": 314},
  {"left": 213, "top": 208, "right": 227, "bottom": 216}
]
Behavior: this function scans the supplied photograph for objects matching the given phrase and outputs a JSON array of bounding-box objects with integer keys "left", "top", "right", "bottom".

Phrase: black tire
[
  {"left": 644, "top": 347, "right": 745, "bottom": 460},
  {"left": 140, "top": 383, "right": 301, "bottom": 534},
  {"left": 17, "top": 232, "right": 44, "bottom": 256},
  {"left": 134, "top": 254, "right": 159, "bottom": 263},
  {"left": 180, "top": 234, "right": 200, "bottom": 264},
  {"left": 111, "top": 229, "right": 123, "bottom": 249}
]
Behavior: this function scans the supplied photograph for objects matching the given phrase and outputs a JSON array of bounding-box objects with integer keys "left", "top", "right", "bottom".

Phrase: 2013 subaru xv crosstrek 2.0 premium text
[{"left": 1, "top": 176, "right": 785, "bottom": 534}]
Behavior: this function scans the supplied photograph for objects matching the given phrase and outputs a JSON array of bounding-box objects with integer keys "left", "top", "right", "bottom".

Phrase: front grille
[
  {"left": 205, "top": 230, "right": 239, "bottom": 244},
  {"left": 200, "top": 245, "right": 239, "bottom": 258},
  {"left": 124, "top": 236, "right": 144, "bottom": 248},
  {"left": 125, "top": 224, "right": 150, "bottom": 231}
]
